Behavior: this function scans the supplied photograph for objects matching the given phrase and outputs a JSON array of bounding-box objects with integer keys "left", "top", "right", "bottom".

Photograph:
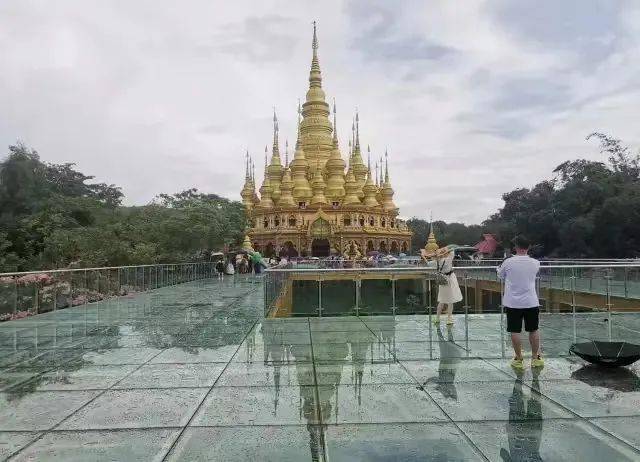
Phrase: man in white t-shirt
[{"left": 497, "top": 235, "right": 544, "bottom": 370}]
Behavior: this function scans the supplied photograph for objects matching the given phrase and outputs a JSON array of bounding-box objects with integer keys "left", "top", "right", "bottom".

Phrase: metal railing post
[
  {"left": 624, "top": 267, "right": 629, "bottom": 298},
  {"left": 355, "top": 279, "right": 360, "bottom": 317},
  {"left": 499, "top": 277, "right": 505, "bottom": 359},
  {"left": 463, "top": 272, "right": 469, "bottom": 346},
  {"left": 317, "top": 278, "right": 323, "bottom": 317},
  {"left": 391, "top": 277, "right": 396, "bottom": 316},
  {"left": 606, "top": 271, "right": 612, "bottom": 341},
  {"left": 571, "top": 267, "right": 577, "bottom": 342}
]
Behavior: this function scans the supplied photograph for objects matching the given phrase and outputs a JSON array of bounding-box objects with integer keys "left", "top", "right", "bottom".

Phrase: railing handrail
[
  {"left": 0, "top": 262, "right": 214, "bottom": 277},
  {"left": 265, "top": 263, "right": 640, "bottom": 273}
]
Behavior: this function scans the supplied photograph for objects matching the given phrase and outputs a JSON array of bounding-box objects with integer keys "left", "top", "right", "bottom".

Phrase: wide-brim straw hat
[
  {"left": 435, "top": 246, "right": 453, "bottom": 258},
  {"left": 421, "top": 246, "right": 452, "bottom": 260}
]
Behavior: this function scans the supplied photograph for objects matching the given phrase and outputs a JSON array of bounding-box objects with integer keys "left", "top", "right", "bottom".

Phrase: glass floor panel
[{"left": 1, "top": 276, "right": 639, "bottom": 461}]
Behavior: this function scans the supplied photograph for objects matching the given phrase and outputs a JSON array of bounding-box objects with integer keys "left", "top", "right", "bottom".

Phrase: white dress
[{"left": 436, "top": 254, "right": 463, "bottom": 304}]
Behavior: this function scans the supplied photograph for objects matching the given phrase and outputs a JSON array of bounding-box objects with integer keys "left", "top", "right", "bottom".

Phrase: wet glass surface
[{"left": 1, "top": 276, "right": 639, "bottom": 460}]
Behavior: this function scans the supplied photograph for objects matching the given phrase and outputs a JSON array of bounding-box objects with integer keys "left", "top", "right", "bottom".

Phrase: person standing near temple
[
  {"left": 497, "top": 235, "right": 544, "bottom": 370},
  {"left": 429, "top": 245, "right": 463, "bottom": 325}
]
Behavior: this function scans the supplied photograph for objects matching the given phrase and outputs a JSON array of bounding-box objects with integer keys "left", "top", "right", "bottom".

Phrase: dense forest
[
  {"left": 0, "top": 144, "right": 246, "bottom": 272},
  {"left": 1, "top": 132, "right": 639, "bottom": 272}
]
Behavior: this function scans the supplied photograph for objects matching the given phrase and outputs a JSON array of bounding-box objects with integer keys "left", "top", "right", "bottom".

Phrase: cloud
[{"left": 1, "top": 0, "right": 639, "bottom": 225}]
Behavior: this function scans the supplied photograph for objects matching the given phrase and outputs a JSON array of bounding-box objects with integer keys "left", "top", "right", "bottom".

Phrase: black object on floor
[{"left": 570, "top": 341, "right": 640, "bottom": 367}]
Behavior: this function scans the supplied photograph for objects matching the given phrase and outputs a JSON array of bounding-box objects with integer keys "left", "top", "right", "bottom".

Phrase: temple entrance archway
[
  {"left": 391, "top": 241, "right": 399, "bottom": 255},
  {"left": 279, "top": 241, "right": 298, "bottom": 258},
  {"left": 366, "top": 240, "right": 374, "bottom": 253},
  {"left": 379, "top": 241, "right": 388, "bottom": 254},
  {"left": 311, "top": 239, "right": 330, "bottom": 257}
]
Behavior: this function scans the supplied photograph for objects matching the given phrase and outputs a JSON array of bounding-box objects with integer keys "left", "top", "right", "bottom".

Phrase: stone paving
[{"left": 1, "top": 276, "right": 640, "bottom": 461}]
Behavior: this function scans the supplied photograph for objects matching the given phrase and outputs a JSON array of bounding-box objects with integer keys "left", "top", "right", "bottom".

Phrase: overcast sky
[{"left": 1, "top": 1, "right": 640, "bottom": 223}]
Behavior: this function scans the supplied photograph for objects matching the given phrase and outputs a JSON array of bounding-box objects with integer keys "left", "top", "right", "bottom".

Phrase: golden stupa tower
[{"left": 240, "top": 22, "right": 412, "bottom": 257}]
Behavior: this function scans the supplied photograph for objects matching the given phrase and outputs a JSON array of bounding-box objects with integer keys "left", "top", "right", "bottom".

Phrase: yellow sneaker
[
  {"left": 432, "top": 317, "right": 441, "bottom": 325},
  {"left": 531, "top": 355, "right": 545, "bottom": 368},
  {"left": 446, "top": 317, "right": 454, "bottom": 325},
  {"left": 510, "top": 358, "right": 525, "bottom": 370}
]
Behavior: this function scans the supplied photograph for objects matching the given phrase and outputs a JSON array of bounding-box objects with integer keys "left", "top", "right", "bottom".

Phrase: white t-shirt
[{"left": 497, "top": 255, "right": 540, "bottom": 308}]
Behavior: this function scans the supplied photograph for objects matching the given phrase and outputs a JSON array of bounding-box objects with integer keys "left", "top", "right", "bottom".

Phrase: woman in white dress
[{"left": 432, "top": 246, "right": 463, "bottom": 325}]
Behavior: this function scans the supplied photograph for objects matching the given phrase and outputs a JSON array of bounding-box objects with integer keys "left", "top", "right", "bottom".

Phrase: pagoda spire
[
  {"left": 258, "top": 145, "right": 274, "bottom": 209},
  {"left": 425, "top": 214, "right": 439, "bottom": 252},
  {"left": 343, "top": 167, "right": 361, "bottom": 205},
  {"left": 250, "top": 157, "right": 259, "bottom": 205},
  {"left": 272, "top": 109, "right": 280, "bottom": 156},
  {"left": 241, "top": 149, "right": 255, "bottom": 212},
  {"left": 326, "top": 99, "right": 346, "bottom": 201},
  {"left": 351, "top": 111, "right": 367, "bottom": 198},
  {"left": 362, "top": 164, "right": 380, "bottom": 208},
  {"left": 290, "top": 109, "right": 312, "bottom": 201},
  {"left": 310, "top": 158, "right": 328, "bottom": 206},
  {"left": 285, "top": 140, "right": 289, "bottom": 167},
  {"left": 380, "top": 149, "right": 397, "bottom": 211},
  {"left": 309, "top": 21, "right": 322, "bottom": 89},
  {"left": 268, "top": 111, "right": 282, "bottom": 204},
  {"left": 301, "top": 21, "right": 332, "bottom": 175},
  {"left": 384, "top": 149, "right": 390, "bottom": 183},
  {"left": 279, "top": 147, "right": 295, "bottom": 207}
]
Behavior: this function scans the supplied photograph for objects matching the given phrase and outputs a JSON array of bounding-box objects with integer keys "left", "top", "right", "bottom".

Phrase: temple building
[{"left": 240, "top": 23, "right": 412, "bottom": 258}]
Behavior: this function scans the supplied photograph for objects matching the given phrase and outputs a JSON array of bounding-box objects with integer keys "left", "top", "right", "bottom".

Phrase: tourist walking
[
  {"left": 431, "top": 246, "right": 463, "bottom": 325},
  {"left": 215, "top": 260, "right": 225, "bottom": 280},
  {"left": 497, "top": 235, "right": 544, "bottom": 369}
]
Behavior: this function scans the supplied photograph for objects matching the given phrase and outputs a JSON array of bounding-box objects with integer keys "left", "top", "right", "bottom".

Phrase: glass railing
[
  {"left": 0, "top": 263, "right": 216, "bottom": 321},
  {"left": 264, "top": 264, "right": 640, "bottom": 319}
]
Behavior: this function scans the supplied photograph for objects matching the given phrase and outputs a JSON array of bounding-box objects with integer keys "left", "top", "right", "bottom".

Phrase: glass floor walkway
[{"left": 1, "top": 276, "right": 640, "bottom": 461}]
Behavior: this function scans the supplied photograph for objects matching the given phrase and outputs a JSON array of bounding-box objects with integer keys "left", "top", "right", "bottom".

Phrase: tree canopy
[
  {"left": 483, "top": 133, "right": 640, "bottom": 257},
  {"left": 0, "top": 144, "right": 246, "bottom": 272}
]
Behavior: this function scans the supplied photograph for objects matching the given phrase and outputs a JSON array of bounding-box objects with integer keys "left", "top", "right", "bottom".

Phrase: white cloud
[{"left": 1, "top": 0, "right": 639, "bottom": 223}]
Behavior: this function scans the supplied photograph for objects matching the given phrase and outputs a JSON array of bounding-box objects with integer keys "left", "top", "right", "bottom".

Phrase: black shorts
[{"left": 505, "top": 307, "right": 539, "bottom": 333}]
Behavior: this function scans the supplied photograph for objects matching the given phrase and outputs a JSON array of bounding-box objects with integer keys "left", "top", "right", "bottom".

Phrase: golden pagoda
[
  {"left": 424, "top": 222, "right": 439, "bottom": 252},
  {"left": 240, "top": 23, "right": 412, "bottom": 258}
]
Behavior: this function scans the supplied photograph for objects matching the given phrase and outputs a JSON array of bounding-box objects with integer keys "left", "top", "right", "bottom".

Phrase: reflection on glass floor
[{"left": 1, "top": 277, "right": 640, "bottom": 461}]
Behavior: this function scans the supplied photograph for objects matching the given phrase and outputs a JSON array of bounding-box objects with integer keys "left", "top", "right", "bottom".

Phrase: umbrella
[
  {"left": 367, "top": 251, "right": 381, "bottom": 257},
  {"left": 211, "top": 251, "right": 224, "bottom": 257},
  {"left": 571, "top": 365, "right": 640, "bottom": 392},
  {"left": 569, "top": 341, "right": 640, "bottom": 367}
]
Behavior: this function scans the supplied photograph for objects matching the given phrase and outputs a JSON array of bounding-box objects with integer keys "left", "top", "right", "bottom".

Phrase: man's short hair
[{"left": 512, "top": 235, "right": 530, "bottom": 250}]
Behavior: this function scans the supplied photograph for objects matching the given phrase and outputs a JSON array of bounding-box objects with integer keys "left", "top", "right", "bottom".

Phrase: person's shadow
[{"left": 500, "top": 368, "right": 543, "bottom": 462}]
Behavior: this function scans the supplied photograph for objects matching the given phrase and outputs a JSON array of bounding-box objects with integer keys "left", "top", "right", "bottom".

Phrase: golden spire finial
[
  {"left": 355, "top": 110, "right": 360, "bottom": 151},
  {"left": 245, "top": 149, "right": 249, "bottom": 178},
  {"left": 375, "top": 160, "right": 379, "bottom": 187},
  {"left": 367, "top": 145, "right": 371, "bottom": 170},
  {"left": 332, "top": 98, "right": 338, "bottom": 144},
  {"left": 272, "top": 109, "right": 280, "bottom": 154},
  {"left": 309, "top": 21, "right": 322, "bottom": 88},
  {"left": 264, "top": 145, "right": 268, "bottom": 169},
  {"left": 312, "top": 20, "right": 318, "bottom": 51},
  {"left": 385, "top": 149, "right": 389, "bottom": 182},
  {"left": 285, "top": 140, "right": 289, "bottom": 167}
]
